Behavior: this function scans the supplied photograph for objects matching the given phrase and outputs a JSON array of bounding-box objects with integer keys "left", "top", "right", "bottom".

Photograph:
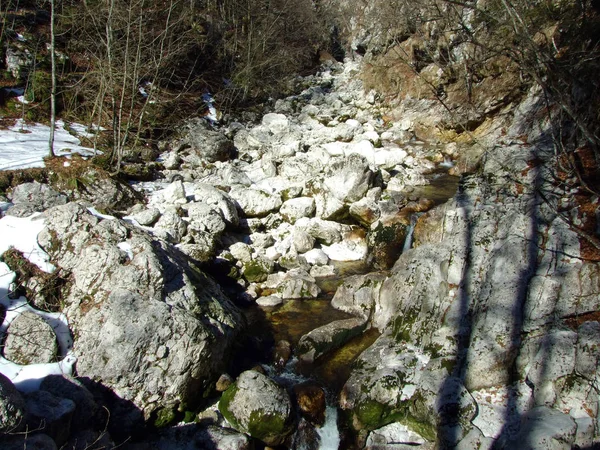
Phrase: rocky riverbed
[{"left": 0, "top": 56, "right": 599, "bottom": 449}]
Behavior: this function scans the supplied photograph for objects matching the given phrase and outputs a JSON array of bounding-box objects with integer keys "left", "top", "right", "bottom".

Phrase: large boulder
[
  {"left": 218, "top": 370, "right": 294, "bottom": 446},
  {"left": 37, "top": 203, "right": 244, "bottom": 420},
  {"left": 175, "top": 119, "right": 236, "bottom": 163}
]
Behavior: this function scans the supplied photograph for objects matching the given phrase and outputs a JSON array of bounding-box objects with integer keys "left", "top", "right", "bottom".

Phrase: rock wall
[{"left": 338, "top": 87, "right": 600, "bottom": 448}]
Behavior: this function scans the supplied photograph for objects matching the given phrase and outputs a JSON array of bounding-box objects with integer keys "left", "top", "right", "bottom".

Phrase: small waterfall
[
  {"left": 402, "top": 213, "right": 421, "bottom": 253},
  {"left": 317, "top": 406, "right": 341, "bottom": 450}
]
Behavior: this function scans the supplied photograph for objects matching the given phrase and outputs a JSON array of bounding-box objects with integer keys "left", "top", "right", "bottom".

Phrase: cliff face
[{"left": 330, "top": 1, "right": 600, "bottom": 447}]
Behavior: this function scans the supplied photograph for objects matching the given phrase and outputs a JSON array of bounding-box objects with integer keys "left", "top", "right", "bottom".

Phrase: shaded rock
[
  {"left": 293, "top": 382, "right": 326, "bottom": 426},
  {"left": 39, "top": 375, "right": 99, "bottom": 433},
  {"left": 290, "top": 418, "right": 321, "bottom": 450},
  {"left": 297, "top": 317, "right": 367, "bottom": 363},
  {"left": 25, "top": 390, "right": 76, "bottom": 446},
  {"left": 62, "top": 429, "right": 115, "bottom": 450},
  {"left": 3, "top": 311, "right": 58, "bottom": 365},
  {"left": 0, "top": 372, "right": 26, "bottom": 433},
  {"left": 1, "top": 433, "right": 57, "bottom": 450},
  {"left": 7, "top": 182, "right": 67, "bottom": 217},
  {"left": 145, "top": 423, "right": 251, "bottom": 450},
  {"left": 273, "top": 340, "right": 292, "bottom": 369},
  {"left": 498, "top": 406, "right": 576, "bottom": 450},
  {"left": 216, "top": 374, "right": 234, "bottom": 392},
  {"left": 219, "top": 370, "right": 294, "bottom": 446}
]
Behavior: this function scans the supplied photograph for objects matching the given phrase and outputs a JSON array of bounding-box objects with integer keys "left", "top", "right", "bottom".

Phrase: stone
[
  {"left": 321, "top": 230, "right": 368, "bottom": 262},
  {"left": 242, "top": 257, "right": 275, "bottom": 283},
  {"left": 162, "top": 180, "right": 187, "bottom": 204},
  {"left": 256, "top": 296, "right": 284, "bottom": 307},
  {"left": 193, "top": 184, "right": 239, "bottom": 226},
  {"left": 292, "top": 230, "right": 316, "bottom": 254},
  {"left": 229, "top": 242, "right": 253, "bottom": 263},
  {"left": 275, "top": 269, "right": 321, "bottom": 299},
  {"left": 130, "top": 207, "right": 161, "bottom": 226},
  {"left": 216, "top": 374, "right": 234, "bottom": 392},
  {"left": 218, "top": 370, "right": 294, "bottom": 446},
  {"left": 154, "top": 207, "right": 187, "bottom": 243},
  {"left": 297, "top": 317, "right": 367, "bottom": 363},
  {"left": 303, "top": 249, "right": 329, "bottom": 266},
  {"left": 262, "top": 113, "right": 290, "bottom": 134},
  {"left": 25, "top": 390, "right": 76, "bottom": 446},
  {"left": 7, "top": 182, "right": 67, "bottom": 217},
  {"left": 366, "top": 422, "right": 427, "bottom": 447},
  {"left": 229, "top": 187, "right": 282, "bottom": 218},
  {"left": 293, "top": 382, "right": 326, "bottom": 426},
  {"left": 300, "top": 218, "right": 343, "bottom": 245},
  {"left": 273, "top": 340, "right": 292, "bottom": 369},
  {"left": 0, "top": 372, "right": 26, "bottom": 433},
  {"left": 280, "top": 197, "right": 316, "bottom": 223},
  {"left": 186, "top": 202, "right": 227, "bottom": 235},
  {"left": 177, "top": 119, "right": 236, "bottom": 162},
  {"left": 331, "top": 273, "right": 386, "bottom": 321},
  {"left": 3, "top": 311, "right": 58, "bottom": 365},
  {"left": 39, "top": 375, "right": 99, "bottom": 433}
]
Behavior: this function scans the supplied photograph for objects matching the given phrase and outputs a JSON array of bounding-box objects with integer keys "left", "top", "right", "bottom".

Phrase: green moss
[
  {"left": 403, "top": 413, "right": 437, "bottom": 442},
  {"left": 243, "top": 259, "right": 271, "bottom": 283},
  {"left": 153, "top": 406, "right": 177, "bottom": 428},
  {"left": 356, "top": 400, "right": 386, "bottom": 429},
  {"left": 218, "top": 384, "right": 240, "bottom": 429},
  {"left": 247, "top": 409, "right": 292, "bottom": 444}
]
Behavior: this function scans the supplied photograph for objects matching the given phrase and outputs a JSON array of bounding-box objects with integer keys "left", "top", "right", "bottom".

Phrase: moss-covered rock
[{"left": 218, "top": 370, "right": 294, "bottom": 446}]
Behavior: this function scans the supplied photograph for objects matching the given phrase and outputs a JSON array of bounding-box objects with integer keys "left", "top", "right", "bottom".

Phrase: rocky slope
[{"left": 0, "top": 51, "right": 598, "bottom": 450}]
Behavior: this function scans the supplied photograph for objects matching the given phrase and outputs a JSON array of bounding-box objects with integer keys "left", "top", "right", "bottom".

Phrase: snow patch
[
  {"left": 0, "top": 119, "right": 99, "bottom": 170},
  {"left": 0, "top": 214, "right": 75, "bottom": 391}
]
